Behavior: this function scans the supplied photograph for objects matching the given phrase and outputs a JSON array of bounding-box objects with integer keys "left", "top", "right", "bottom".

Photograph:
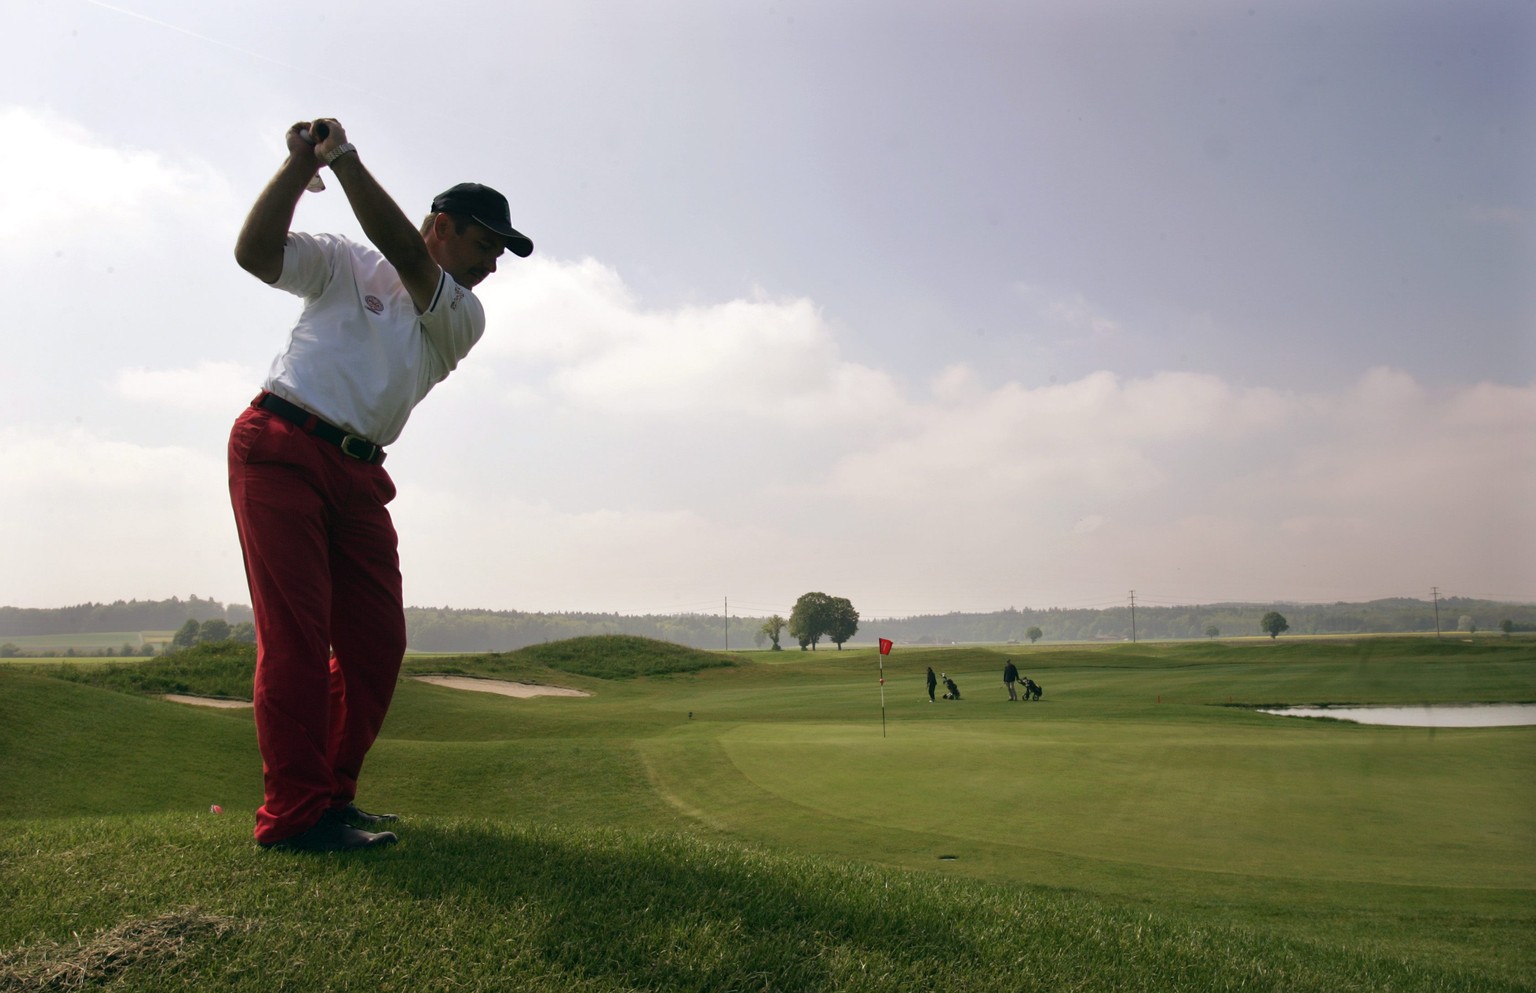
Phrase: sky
[{"left": 1, "top": 0, "right": 1532, "bottom": 619}]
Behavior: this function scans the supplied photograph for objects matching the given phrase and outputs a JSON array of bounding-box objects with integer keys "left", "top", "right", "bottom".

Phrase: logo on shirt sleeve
[
  {"left": 450, "top": 285, "right": 465, "bottom": 310},
  {"left": 364, "top": 295, "right": 385, "bottom": 314}
]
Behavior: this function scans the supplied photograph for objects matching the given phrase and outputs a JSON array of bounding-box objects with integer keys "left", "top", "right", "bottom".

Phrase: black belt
[{"left": 253, "top": 391, "right": 387, "bottom": 465}]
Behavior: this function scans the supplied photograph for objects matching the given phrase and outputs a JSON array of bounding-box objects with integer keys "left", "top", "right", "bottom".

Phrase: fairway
[{"left": 3, "top": 636, "right": 1533, "bottom": 990}]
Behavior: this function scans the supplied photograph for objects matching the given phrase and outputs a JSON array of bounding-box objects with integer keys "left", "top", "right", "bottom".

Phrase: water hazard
[{"left": 1258, "top": 704, "right": 1536, "bottom": 727}]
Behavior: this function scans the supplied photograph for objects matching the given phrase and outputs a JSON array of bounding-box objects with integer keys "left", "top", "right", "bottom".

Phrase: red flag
[{"left": 878, "top": 638, "right": 893, "bottom": 655}]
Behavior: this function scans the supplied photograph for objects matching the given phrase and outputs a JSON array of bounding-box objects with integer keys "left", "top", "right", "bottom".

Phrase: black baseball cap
[{"left": 430, "top": 183, "right": 534, "bottom": 258}]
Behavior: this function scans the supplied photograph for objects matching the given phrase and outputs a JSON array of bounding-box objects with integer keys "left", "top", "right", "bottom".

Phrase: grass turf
[{"left": 1, "top": 636, "right": 1532, "bottom": 991}]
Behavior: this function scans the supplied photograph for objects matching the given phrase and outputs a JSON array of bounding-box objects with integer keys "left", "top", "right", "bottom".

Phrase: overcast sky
[{"left": 2, "top": 0, "right": 1532, "bottom": 619}]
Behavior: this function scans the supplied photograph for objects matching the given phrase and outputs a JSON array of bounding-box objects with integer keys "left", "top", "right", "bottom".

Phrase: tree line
[
  {"left": 2, "top": 595, "right": 1531, "bottom": 654},
  {"left": 0, "top": 596, "right": 252, "bottom": 637},
  {"left": 870, "top": 597, "right": 1536, "bottom": 645}
]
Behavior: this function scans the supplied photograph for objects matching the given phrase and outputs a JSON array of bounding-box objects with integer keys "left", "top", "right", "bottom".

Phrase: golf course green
[{"left": 2, "top": 635, "right": 1531, "bottom": 991}]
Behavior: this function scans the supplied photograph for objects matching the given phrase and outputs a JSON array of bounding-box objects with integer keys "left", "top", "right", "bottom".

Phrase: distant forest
[
  {"left": 2, "top": 595, "right": 1533, "bottom": 653},
  {"left": 0, "top": 597, "right": 254, "bottom": 637}
]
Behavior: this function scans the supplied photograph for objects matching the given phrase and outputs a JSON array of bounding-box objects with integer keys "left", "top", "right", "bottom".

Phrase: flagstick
[
  {"left": 878, "top": 653, "right": 887, "bottom": 738},
  {"left": 875, "top": 638, "right": 893, "bottom": 737}
]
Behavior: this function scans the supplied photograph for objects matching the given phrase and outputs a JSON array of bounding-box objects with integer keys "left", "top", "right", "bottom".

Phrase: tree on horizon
[
  {"left": 789, "top": 592, "right": 860, "bottom": 651},
  {"left": 759, "top": 614, "right": 786, "bottom": 651},
  {"left": 825, "top": 597, "right": 859, "bottom": 650}
]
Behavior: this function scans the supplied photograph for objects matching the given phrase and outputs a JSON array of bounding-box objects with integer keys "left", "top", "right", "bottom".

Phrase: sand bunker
[
  {"left": 162, "top": 694, "right": 251, "bottom": 709},
  {"left": 160, "top": 677, "right": 589, "bottom": 707},
  {"left": 411, "top": 675, "right": 590, "bottom": 698}
]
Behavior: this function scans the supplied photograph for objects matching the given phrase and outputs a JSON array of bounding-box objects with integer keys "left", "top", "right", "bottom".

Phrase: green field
[{"left": 2, "top": 636, "right": 1532, "bottom": 991}]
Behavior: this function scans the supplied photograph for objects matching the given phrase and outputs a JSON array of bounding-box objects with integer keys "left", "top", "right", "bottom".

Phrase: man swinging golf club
[{"left": 229, "top": 117, "right": 532, "bottom": 851}]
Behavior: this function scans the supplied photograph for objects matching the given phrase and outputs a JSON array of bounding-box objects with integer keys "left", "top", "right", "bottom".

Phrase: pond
[{"left": 1258, "top": 704, "right": 1536, "bottom": 728}]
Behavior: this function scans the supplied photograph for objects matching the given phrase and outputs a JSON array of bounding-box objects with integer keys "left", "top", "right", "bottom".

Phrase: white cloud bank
[
  {"left": 407, "top": 253, "right": 1536, "bottom": 611},
  {"left": 0, "top": 428, "right": 241, "bottom": 607},
  {"left": 115, "top": 361, "right": 263, "bottom": 411},
  {"left": 0, "top": 106, "right": 234, "bottom": 249},
  {"left": 5, "top": 226, "right": 1531, "bottom": 615}
]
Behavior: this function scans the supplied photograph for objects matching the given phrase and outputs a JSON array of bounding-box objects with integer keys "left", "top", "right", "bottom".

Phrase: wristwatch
[{"left": 323, "top": 142, "right": 357, "bottom": 165}]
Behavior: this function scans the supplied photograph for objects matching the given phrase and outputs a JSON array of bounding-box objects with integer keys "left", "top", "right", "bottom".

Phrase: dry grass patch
[{"left": 0, "top": 907, "right": 247, "bottom": 991}]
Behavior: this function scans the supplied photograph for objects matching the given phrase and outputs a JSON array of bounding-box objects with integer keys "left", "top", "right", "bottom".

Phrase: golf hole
[{"left": 938, "top": 854, "right": 958, "bottom": 861}]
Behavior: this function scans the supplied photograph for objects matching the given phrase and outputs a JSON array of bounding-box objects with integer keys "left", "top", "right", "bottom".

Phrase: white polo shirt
[{"left": 262, "top": 232, "right": 485, "bottom": 446}]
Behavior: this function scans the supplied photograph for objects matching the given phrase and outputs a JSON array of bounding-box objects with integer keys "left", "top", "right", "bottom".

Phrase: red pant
[{"left": 228, "top": 405, "right": 407, "bottom": 845}]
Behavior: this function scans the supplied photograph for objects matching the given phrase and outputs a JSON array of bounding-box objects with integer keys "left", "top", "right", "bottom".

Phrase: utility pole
[
  {"left": 1432, "top": 587, "right": 1441, "bottom": 639},
  {"left": 1129, "top": 590, "right": 1137, "bottom": 644}
]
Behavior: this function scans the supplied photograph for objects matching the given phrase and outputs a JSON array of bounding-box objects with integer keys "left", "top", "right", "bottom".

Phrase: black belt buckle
[{"left": 339, "top": 434, "right": 379, "bottom": 462}]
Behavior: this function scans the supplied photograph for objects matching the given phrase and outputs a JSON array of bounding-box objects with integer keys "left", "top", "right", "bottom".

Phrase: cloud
[
  {"left": 1013, "top": 283, "right": 1122, "bottom": 339},
  {"left": 475, "top": 256, "right": 640, "bottom": 363},
  {"left": 4, "top": 329, "right": 1533, "bottom": 613},
  {"left": 0, "top": 427, "right": 243, "bottom": 606},
  {"left": 0, "top": 105, "right": 234, "bottom": 250},
  {"left": 395, "top": 487, "right": 775, "bottom": 615},
  {"left": 1256, "top": 371, "right": 1536, "bottom": 519},
  {"left": 395, "top": 353, "right": 1536, "bottom": 611},
  {"left": 817, "top": 370, "right": 1304, "bottom": 511},
  {"left": 471, "top": 257, "right": 904, "bottom": 427},
  {"left": 4, "top": 233, "right": 1530, "bottom": 613},
  {"left": 115, "top": 361, "right": 263, "bottom": 411}
]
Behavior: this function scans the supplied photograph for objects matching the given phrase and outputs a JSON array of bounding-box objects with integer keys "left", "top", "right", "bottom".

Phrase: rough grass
[
  {"left": 1, "top": 816, "right": 1520, "bottom": 993},
  {"left": 507, "top": 634, "right": 743, "bottom": 678},
  {"left": 13, "top": 634, "right": 738, "bottom": 703},
  {"left": 18, "top": 642, "right": 257, "bottom": 700}
]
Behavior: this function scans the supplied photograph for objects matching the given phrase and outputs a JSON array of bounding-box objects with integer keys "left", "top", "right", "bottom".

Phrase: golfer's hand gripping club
[{"left": 298, "top": 121, "right": 331, "bottom": 193}]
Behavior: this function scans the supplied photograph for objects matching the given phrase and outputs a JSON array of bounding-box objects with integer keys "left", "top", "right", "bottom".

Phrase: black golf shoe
[
  {"left": 340, "top": 803, "right": 399, "bottom": 828},
  {"left": 261, "top": 810, "right": 397, "bottom": 852}
]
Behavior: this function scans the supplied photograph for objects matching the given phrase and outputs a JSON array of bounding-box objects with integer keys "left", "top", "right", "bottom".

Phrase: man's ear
[{"left": 426, "top": 213, "right": 454, "bottom": 242}]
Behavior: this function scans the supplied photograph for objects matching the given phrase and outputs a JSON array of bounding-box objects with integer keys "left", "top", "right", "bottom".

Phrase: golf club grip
[
  {"left": 298, "top": 121, "right": 329, "bottom": 193},
  {"left": 298, "top": 122, "right": 331, "bottom": 145}
]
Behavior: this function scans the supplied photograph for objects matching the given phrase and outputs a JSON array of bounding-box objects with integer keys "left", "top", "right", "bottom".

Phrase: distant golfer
[
  {"left": 228, "top": 117, "right": 532, "bottom": 852},
  {"left": 1003, "top": 659, "right": 1019, "bottom": 701},
  {"left": 926, "top": 666, "right": 938, "bottom": 703}
]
